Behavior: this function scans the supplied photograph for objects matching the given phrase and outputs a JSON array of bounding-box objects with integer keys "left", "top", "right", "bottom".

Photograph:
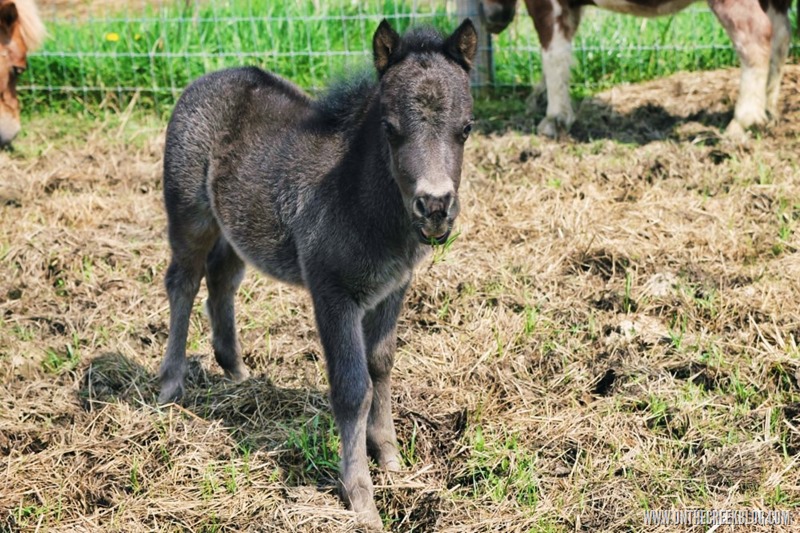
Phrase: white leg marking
[
  {"left": 766, "top": 6, "right": 790, "bottom": 117},
  {"left": 732, "top": 61, "right": 769, "bottom": 133},
  {"left": 539, "top": 25, "right": 575, "bottom": 137}
]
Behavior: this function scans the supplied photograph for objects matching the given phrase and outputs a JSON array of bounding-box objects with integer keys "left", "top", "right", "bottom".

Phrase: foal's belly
[
  {"left": 590, "top": 0, "right": 698, "bottom": 16},
  {"left": 208, "top": 173, "right": 304, "bottom": 286}
]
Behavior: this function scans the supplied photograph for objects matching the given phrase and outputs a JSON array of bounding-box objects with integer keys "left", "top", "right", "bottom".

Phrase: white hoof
[{"left": 537, "top": 114, "right": 573, "bottom": 138}]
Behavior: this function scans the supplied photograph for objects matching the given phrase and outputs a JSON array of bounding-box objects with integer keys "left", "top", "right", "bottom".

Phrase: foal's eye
[
  {"left": 461, "top": 121, "right": 473, "bottom": 141},
  {"left": 381, "top": 119, "right": 401, "bottom": 141}
]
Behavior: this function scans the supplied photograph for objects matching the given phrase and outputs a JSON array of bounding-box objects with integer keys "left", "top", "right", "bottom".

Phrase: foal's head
[
  {"left": 0, "top": 0, "right": 44, "bottom": 146},
  {"left": 480, "top": 0, "right": 517, "bottom": 34},
  {"left": 373, "top": 20, "right": 477, "bottom": 245}
]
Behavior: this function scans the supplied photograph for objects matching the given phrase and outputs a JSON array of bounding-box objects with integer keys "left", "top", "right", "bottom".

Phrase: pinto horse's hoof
[
  {"left": 537, "top": 115, "right": 573, "bottom": 139},
  {"left": 726, "top": 106, "right": 769, "bottom": 140},
  {"left": 723, "top": 120, "right": 749, "bottom": 142}
]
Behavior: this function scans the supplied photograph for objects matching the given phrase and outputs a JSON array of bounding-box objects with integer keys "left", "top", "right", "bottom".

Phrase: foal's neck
[{"left": 349, "top": 91, "right": 416, "bottom": 249}]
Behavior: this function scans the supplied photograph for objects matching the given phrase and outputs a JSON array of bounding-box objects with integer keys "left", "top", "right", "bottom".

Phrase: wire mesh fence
[{"left": 22, "top": 0, "right": 800, "bottom": 114}]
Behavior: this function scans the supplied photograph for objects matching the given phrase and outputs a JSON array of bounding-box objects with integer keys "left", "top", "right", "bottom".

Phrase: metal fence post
[{"left": 454, "top": 0, "right": 494, "bottom": 92}]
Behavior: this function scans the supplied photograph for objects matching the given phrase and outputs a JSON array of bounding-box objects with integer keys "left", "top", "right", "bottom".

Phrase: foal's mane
[
  {"left": 315, "top": 70, "right": 377, "bottom": 130},
  {"left": 386, "top": 26, "right": 448, "bottom": 66},
  {"left": 8, "top": 0, "right": 46, "bottom": 50},
  {"left": 314, "top": 26, "right": 450, "bottom": 130}
]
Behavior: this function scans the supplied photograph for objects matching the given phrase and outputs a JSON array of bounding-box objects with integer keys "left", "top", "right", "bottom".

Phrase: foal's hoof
[
  {"left": 157, "top": 380, "right": 184, "bottom": 405},
  {"left": 369, "top": 441, "right": 403, "bottom": 472},
  {"left": 223, "top": 365, "right": 250, "bottom": 383},
  {"left": 377, "top": 448, "right": 404, "bottom": 473},
  {"left": 381, "top": 457, "right": 403, "bottom": 473},
  {"left": 356, "top": 508, "right": 383, "bottom": 531},
  {"left": 341, "top": 483, "right": 383, "bottom": 530}
]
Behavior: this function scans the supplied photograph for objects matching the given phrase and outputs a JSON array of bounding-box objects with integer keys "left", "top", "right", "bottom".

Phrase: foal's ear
[
  {"left": 0, "top": 2, "right": 19, "bottom": 31},
  {"left": 444, "top": 19, "right": 478, "bottom": 71},
  {"left": 373, "top": 19, "right": 401, "bottom": 76}
]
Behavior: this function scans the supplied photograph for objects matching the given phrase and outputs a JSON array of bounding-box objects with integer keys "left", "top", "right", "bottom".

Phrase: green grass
[
  {"left": 458, "top": 424, "right": 541, "bottom": 506},
  {"left": 21, "top": 0, "right": 799, "bottom": 116},
  {"left": 285, "top": 413, "right": 341, "bottom": 484}
]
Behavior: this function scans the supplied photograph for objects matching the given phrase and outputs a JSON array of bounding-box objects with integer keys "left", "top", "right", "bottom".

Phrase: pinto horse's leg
[
  {"left": 526, "top": 0, "right": 582, "bottom": 137},
  {"left": 310, "top": 287, "right": 380, "bottom": 528},
  {"left": 363, "top": 284, "right": 408, "bottom": 473},
  {"left": 708, "top": 0, "right": 772, "bottom": 137},
  {"left": 765, "top": 3, "right": 791, "bottom": 118},
  {"left": 205, "top": 236, "right": 249, "bottom": 383}
]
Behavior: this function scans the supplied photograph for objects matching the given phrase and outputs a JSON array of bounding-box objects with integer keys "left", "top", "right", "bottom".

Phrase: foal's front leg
[
  {"left": 363, "top": 284, "right": 408, "bottom": 472},
  {"left": 310, "top": 289, "right": 381, "bottom": 529}
]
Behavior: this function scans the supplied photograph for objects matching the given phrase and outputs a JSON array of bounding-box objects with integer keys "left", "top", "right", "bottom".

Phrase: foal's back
[
  {"left": 163, "top": 66, "right": 312, "bottom": 207},
  {"left": 163, "top": 67, "right": 330, "bottom": 281}
]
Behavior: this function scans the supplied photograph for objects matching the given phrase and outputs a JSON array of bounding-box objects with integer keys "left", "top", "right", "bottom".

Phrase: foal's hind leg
[
  {"left": 363, "top": 285, "right": 407, "bottom": 473},
  {"left": 159, "top": 238, "right": 213, "bottom": 404},
  {"left": 708, "top": 0, "right": 772, "bottom": 137},
  {"left": 205, "top": 237, "right": 249, "bottom": 382},
  {"left": 765, "top": 4, "right": 791, "bottom": 118}
]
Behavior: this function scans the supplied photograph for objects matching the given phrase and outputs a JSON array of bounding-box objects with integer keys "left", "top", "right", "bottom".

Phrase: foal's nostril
[
  {"left": 414, "top": 193, "right": 455, "bottom": 220},
  {"left": 413, "top": 197, "right": 427, "bottom": 217},
  {"left": 441, "top": 192, "right": 453, "bottom": 212}
]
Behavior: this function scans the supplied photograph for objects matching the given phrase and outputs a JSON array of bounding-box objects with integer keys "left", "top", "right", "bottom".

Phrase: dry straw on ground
[{"left": 2, "top": 67, "right": 800, "bottom": 531}]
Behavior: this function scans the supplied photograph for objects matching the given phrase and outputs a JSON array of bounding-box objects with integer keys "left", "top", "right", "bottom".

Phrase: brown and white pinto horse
[
  {"left": 0, "top": 0, "right": 44, "bottom": 147},
  {"left": 481, "top": 0, "right": 793, "bottom": 138}
]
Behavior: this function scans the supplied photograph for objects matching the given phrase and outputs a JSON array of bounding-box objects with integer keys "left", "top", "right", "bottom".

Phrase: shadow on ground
[
  {"left": 79, "top": 352, "right": 335, "bottom": 485},
  {"left": 77, "top": 352, "right": 464, "bottom": 531},
  {"left": 474, "top": 66, "right": 800, "bottom": 145},
  {"left": 475, "top": 90, "right": 732, "bottom": 146}
]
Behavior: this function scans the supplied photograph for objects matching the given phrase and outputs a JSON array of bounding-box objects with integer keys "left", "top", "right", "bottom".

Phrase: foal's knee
[
  {"left": 165, "top": 260, "right": 202, "bottom": 299},
  {"left": 367, "top": 337, "right": 395, "bottom": 379},
  {"left": 330, "top": 369, "right": 373, "bottom": 419}
]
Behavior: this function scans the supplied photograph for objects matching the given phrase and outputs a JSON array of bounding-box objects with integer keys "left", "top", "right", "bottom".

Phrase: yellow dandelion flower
[{"left": 105, "top": 32, "right": 120, "bottom": 42}]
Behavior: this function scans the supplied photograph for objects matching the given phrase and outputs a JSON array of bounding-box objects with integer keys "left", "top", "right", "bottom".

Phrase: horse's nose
[
  {"left": 481, "top": 2, "right": 516, "bottom": 34},
  {"left": 0, "top": 116, "right": 21, "bottom": 147},
  {"left": 413, "top": 193, "right": 453, "bottom": 219}
]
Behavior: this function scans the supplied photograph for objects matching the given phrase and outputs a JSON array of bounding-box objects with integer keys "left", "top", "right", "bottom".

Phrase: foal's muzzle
[{"left": 412, "top": 193, "right": 459, "bottom": 245}]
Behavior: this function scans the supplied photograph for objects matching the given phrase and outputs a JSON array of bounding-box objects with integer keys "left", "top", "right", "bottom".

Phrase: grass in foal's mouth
[{"left": 430, "top": 230, "right": 461, "bottom": 265}]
